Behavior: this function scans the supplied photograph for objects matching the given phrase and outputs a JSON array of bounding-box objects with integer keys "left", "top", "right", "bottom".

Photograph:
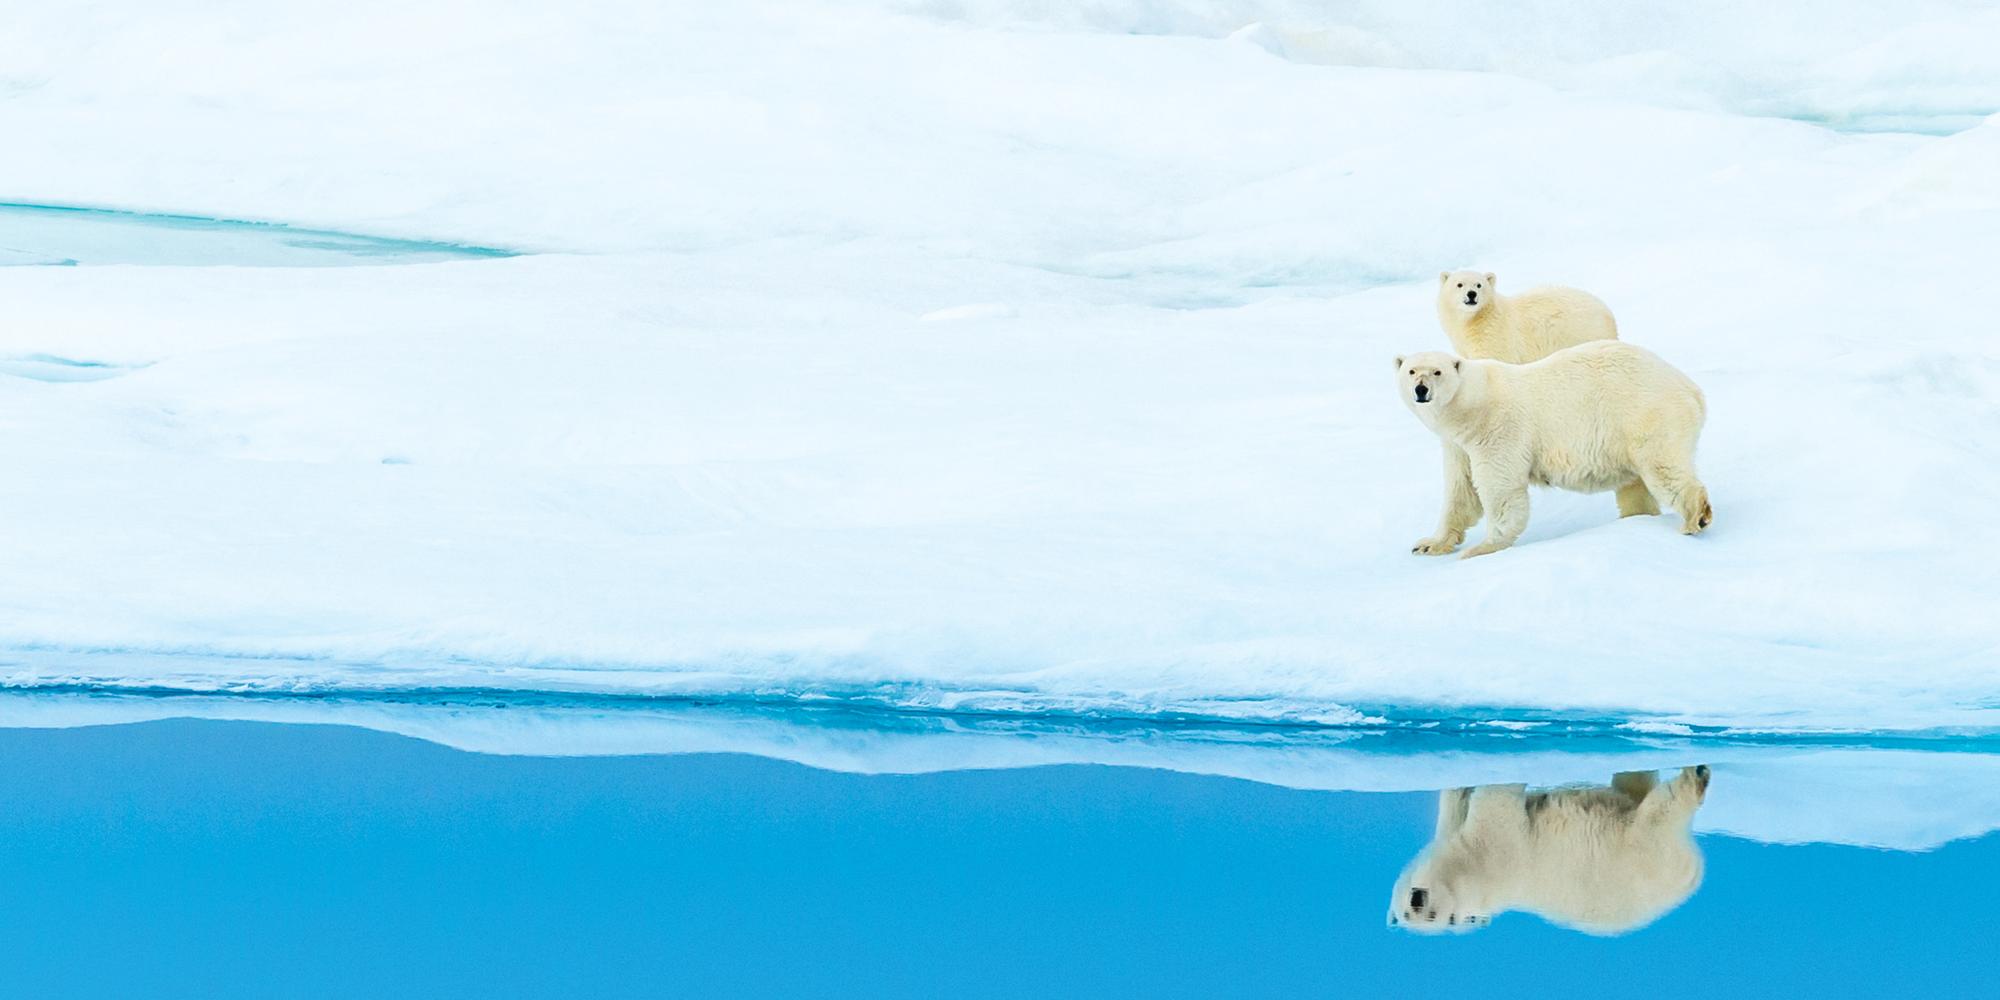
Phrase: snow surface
[{"left": 1, "top": 1, "right": 1997, "bottom": 733}]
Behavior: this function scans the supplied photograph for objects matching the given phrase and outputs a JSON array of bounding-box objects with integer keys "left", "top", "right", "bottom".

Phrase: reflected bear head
[{"left": 1388, "top": 851, "right": 1490, "bottom": 933}]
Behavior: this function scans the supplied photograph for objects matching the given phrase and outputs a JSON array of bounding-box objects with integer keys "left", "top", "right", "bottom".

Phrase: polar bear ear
[
  {"left": 1439, "top": 271, "right": 1450, "bottom": 283},
  {"left": 1483, "top": 272, "right": 1495, "bottom": 285},
  {"left": 1453, "top": 359, "right": 1461, "bottom": 371},
  {"left": 1394, "top": 355, "right": 1406, "bottom": 369}
]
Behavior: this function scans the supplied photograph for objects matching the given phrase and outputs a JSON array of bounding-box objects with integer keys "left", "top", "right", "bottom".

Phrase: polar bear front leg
[
  {"left": 1460, "top": 457, "right": 1530, "bottom": 559},
  {"left": 1435, "top": 787, "right": 1474, "bottom": 838},
  {"left": 1464, "top": 783, "right": 1529, "bottom": 828},
  {"left": 1414, "top": 444, "right": 1481, "bottom": 555}
]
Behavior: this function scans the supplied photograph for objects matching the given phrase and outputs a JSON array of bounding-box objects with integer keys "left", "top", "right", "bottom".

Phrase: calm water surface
[{"left": 0, "top": 718, "right": 1991, "bottom": 999}]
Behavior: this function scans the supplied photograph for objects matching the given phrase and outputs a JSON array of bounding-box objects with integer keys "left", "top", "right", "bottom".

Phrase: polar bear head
[
  {"left": 1388, "top": 851, "right": 1491, "bottom": 933},
  {"left": 1395, "top": 351, "right": 1463, "bottom": 407},
  {"left": 1438, "top": 269, "right": 1496, "bottom": 318}
]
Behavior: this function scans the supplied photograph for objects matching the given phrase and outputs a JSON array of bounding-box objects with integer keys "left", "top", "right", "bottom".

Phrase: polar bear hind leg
[
  {"left": 1636, "top": 765, "right": 1710, "bottom": 827},
  {"left": 1615, "top": 480, "right": 1660, "bottom": 518},
  {"left": 1611, "top": 770, "right": 1657, "bottom": 803},
  {"left": 1637, "top": 458, "right": 1711, "bottom": 536}
]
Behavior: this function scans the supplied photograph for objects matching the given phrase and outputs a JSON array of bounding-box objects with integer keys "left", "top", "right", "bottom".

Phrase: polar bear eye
[
  {"left": 1455, "top": 283, "right": 1463, "bottom": 288},
  {"left": 1433, "top": 370, "right": 1441, "bottom": 376}
]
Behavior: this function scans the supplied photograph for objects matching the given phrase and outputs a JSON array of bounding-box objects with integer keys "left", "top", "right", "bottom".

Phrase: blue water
[
  {"left": 0, "top": 717, "right": 1991, "bottom": 999},
  {"left": 0, "top": 202, "right": 513, "bottom": 266}
]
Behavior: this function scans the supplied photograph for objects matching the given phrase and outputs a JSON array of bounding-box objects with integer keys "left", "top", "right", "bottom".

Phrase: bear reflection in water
[{"left": 1389, "top": 766, "right": 1709, "bottom": 936}]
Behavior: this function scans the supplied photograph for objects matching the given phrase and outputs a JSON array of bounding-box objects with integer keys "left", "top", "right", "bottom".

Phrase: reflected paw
[{"left": 1675, "top": 764, "right": 1711, "bottom": 801}]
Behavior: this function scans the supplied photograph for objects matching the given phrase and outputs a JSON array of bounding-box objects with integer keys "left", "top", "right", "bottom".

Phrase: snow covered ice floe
[{"left": 0, "top": 1, "right": 1996, "bottom": 734}]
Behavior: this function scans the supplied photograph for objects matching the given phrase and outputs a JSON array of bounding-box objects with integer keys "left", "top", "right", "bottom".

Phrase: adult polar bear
[
  {"left": 1388, "top": 766, "right": 1710, "bottom": 936},
  {"left": 1436, "top": 269, "right": 1618, "bottom": 364},
  {"left": 1397, "top": 341, "right": 1712, "bottom": 558}
]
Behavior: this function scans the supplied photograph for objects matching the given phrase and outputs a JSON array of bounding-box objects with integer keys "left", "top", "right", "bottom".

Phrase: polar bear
[
  {"left": 1388, "top": 766, "right": 1710, "bottom": 936},
  {"left": 1436, "top": 269, "right": 1618, "bottom": 364},
  {"left": 1395, "top": 341, "right": 1712, "bottom": 558}
]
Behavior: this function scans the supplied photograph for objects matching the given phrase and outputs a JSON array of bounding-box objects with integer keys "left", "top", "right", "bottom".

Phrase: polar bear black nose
[
  {"left": 1409, "top": 888, "right": 1429, "bottom": 910},
  {"left": 1464, "top": 291, "right": 1477, "bottom": 305},
  {"left": 1413, "top": 385, "right": 1430, "bottom": 402}
]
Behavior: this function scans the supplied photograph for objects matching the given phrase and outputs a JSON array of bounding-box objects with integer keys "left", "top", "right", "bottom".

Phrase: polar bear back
[
  {"left": 1473, "top": 341, "right": 1705, "bottom": 493},
  {"left": 1441, "top": 284, "right": 1618, "bottom": 364},
  {"left": 1514, "top": 786, "right": 1703, "bottom": 933}
]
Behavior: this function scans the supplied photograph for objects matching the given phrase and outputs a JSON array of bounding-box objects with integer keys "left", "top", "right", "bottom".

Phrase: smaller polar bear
[
  {"left": 1396, "top": 341, "right": 1712, "bottom": 558},
  {"left": 1436, "top": 269, "right": 1617, "bottom": 364},
  {"left": 1388, "top": 767, "right": 1710, "bottom": 936}
]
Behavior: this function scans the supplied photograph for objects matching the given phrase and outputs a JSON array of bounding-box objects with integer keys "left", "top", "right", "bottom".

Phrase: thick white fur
[
  {"left": 1436, "top": 269, "right": 1618, "bottom": 364},
  {"left": 1388, "top": 767, "right": 1710, "bottom": 936},
  {"left": 1396, "top": 341, "right": 1712, "bottom": 558}
]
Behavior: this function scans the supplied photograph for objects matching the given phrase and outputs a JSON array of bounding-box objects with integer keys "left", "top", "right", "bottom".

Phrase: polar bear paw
[
  {"left": 1680, "top": 496, "right": 1712, "bottom": 536},
  {"left": 1411, "top": 533, "right": 1461, "bottom": 555},
  {"left": 1681, "top": 500, "right": 1714, "bottom": 536}
]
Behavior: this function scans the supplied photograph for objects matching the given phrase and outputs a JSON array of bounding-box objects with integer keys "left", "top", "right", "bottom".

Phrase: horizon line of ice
[
  {"left": 6, "top": 652, "right": 1999, "bottom": 746},
  {"left": 3, "top": 694, "right": 1997, "bottom": 851}
]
